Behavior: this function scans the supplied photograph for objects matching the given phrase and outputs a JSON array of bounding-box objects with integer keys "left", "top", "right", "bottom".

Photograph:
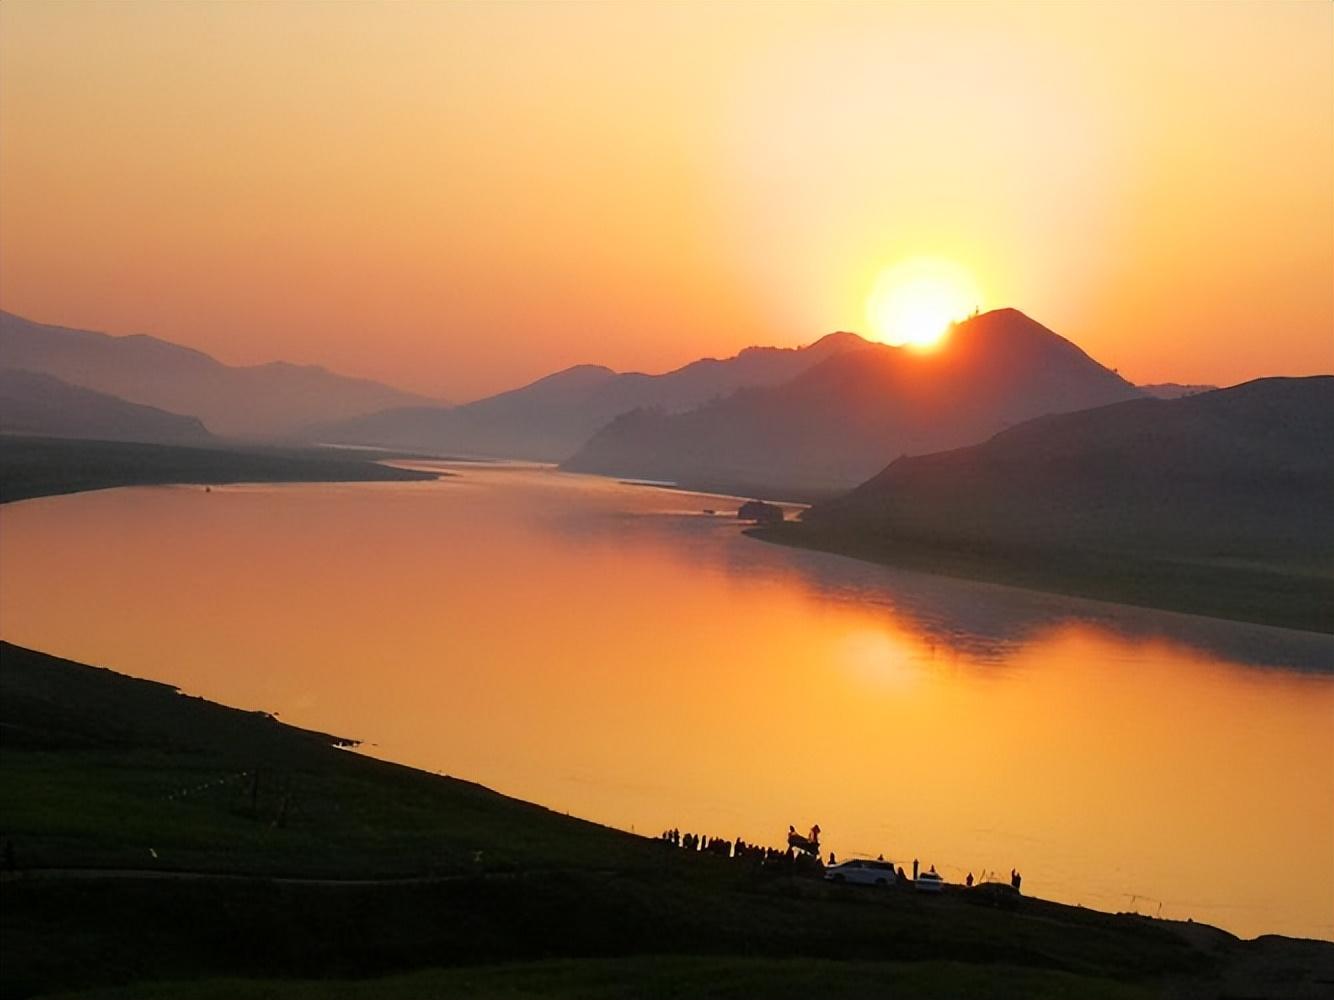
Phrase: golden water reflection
[{"left": 0, "top": 464, "right": 1330, "bottom": 939}]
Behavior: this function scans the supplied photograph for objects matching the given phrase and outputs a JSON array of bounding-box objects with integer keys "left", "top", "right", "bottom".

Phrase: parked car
[
  {"left": 914, "top": 870, "right": 945, "bottom": 893},
  {"left": 824, "top": 859, "right": 897, "bottom": 887}
]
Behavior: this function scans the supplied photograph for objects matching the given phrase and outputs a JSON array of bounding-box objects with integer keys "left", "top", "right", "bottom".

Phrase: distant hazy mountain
[
  {"left": 1139, "top": 383, "right": 1216, "bottom": 399},
  {"left": 563, "top": 309, "right": 1145, "bottom": 495},
  {"left": 307, "top": 332, "right": 869, "bottom": 460},
  {"left": 806, "top": 375, "right": 1334, "bottom": 550},
  {"left": 0, "top": 368, "right": 213, "bottom": 445},
  {"left": 0, "top": 311, "right": 435, "bottom": 437},
  {"left": 789, "top": 377, "right": 1334, "bottom": 631}
]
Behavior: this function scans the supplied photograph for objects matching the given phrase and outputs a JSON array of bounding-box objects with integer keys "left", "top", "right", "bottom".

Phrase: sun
[{"left": 866, "top": 258, "right": 980, "bottom": 349}]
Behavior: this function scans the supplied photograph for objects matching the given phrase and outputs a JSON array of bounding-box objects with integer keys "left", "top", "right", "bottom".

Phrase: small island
[{"left": 737, "top": 499, "right": 785, "bottom": 525}]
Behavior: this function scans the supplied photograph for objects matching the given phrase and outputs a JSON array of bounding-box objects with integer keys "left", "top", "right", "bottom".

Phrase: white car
[
  {"left": 914, "top": 870, "right": 945, "bottom": 893},
  {"left": 824, "top": 859, "right": 898, "bottom": 887}
]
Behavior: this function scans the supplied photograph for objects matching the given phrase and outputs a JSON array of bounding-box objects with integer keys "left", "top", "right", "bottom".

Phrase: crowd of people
[
  {"left": 659, "top": 826, "right": 1027, "bottom": 894},
  {"left": 658, "top": 828, "right": 824, "bottom": 874}
]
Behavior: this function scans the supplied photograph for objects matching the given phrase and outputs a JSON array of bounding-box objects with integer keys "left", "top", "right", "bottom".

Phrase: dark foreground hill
[
  {"left": 0, "top": 311, "right": 434, "bottom": 437},
  {"left": 0, "top": 436, "right": 437, "bottom": 504},
  {"left": 766, "top": 377, "right": 1334, "bottom": 633},
  {"left": 307, "top": 332, "right": 869, "bottom": 461},
  {"left": 3, "top": 642, "right": 1330, "bottom": 999},
  {"left": 563, "top": 309, "right": 1143, "bottom": 496},
  {"left": 0, "top": 369, "right": 213, "bottom": 445}
]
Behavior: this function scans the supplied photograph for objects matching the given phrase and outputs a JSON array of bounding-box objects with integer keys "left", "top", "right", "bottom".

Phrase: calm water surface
[{"left": 1, "top": 464, "right": 1330, "bottom": 940}]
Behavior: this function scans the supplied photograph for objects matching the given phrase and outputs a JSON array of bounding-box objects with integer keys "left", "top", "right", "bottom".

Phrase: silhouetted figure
[
  {"left": 897, "top": 866, "right": 906, "bottom": 881},
  {"left": 928, "top": 864, "right": 936, "bottom": 874},
  {"left": 1013, "top": 870, "right": 1023, "bottom": 892},
  {"left": 877, "top": 853, "right": 884, "bottom": 861},
  {"left": 966, "top": 872, "right": 974, "bottom": 887},
  {"left": 912, "top": 858, "right": 919, "bottom": 880},
  {"left": 786, "top": 822, "right": 821, "bottom": 858},
  {"left": 828, "top": 851, "right": 837, "bottom": 865}
]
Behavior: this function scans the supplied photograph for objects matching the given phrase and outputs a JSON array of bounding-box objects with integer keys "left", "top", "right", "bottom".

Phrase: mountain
[
  {"left": 0, "top": 368, "right": 212, "bottom": 444},
  {"left": 785, "top": 376, "right": 1334, "bottom": 631},
  {"left": 1139, "top": 382, "right": 1216, "bottom": 399},
  {"left": 306, "top": 332, "right": 870, "bottom": 460},
  {"left": 563, "top": 309, "right": 1145, "bottom": 495},
  {"left": 0, "top": 311, "right": 435, "bottom": 437}
]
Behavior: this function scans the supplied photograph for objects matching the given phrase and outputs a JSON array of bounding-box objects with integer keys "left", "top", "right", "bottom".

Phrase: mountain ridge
[
  {"left": 771, "top": 375, "right": 1334, "bottom": 632},
  {"left": 0, "top": 368, "right": 213, "bottom": 445},
  {"left": 0, "top": 310, "right": 437, "bottom": 437},
  {"left": 563, "top": 309, "right": 1144, "bottom": 494},
  {"left": 307, "top": 331, "right": 873, "bottom": 460}
]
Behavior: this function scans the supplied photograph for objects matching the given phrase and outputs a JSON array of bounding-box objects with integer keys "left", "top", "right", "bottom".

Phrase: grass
[
  {"left": 47, "top": 956, "right": 1159, "bottom": 1000},
  {"left": 3, "top": 642, "right": 1330, "bottom": 1000}
]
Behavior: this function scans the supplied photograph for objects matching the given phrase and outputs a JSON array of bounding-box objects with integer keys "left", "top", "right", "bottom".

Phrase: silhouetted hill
[
  {"left": 0, "top": 311, "right": 434, "bottom": 437},
  {"left": 564, "top": 309, "right": 1144, "bottom": 494},
  {"left": 0, "top": 369, "right": 213, "bottom": 444},
  {"left": 775, "top": 377, "right": 1334, "bottom": 632},
  {"left": 307, "top": 332, "right": 869, "bottom": 461}
]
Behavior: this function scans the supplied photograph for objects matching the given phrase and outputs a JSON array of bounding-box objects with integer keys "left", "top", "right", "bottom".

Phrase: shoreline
[
  {"left": 749, "top": 521, "right": 1334, "bottom": 636},
  {"left": 0, "top": 436, "right": 440, "bottom": 505},
  {"left": 3, "top": 639, "right": 1332, "bottom": 1000}
]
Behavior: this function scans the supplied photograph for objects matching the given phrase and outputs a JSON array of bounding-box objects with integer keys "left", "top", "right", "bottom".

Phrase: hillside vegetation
[{"left": 5, "top": 643, "right": 1329, "bottom": 999}]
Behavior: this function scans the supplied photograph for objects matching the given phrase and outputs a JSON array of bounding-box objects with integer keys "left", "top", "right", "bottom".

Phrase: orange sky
[{"left": 1, "top": 2, "right": 1330, "bottom": 400}]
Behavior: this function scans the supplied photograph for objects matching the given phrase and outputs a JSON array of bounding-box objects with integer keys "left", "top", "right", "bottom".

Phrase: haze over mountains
[
  {"left": 0, "top": 368, "right": 212, "bottom": 444},
  {"left": 0, "top": 311, "right": 435, "bottom": 437},
  {"left": 3, "top": 306, "right": 1302, "bottom": 511},
  {"left": 4, "top": 303, "right": 1331, "bottom": 628},
  {"left": 564, "top": 309, "right": 1145, "bottom": 494},
  {"left": 306, "top": 332, "right": 870, "bottom": 461}
]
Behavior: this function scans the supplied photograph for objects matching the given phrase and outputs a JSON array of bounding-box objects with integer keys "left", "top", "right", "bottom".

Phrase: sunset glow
[
  {"left": 2, "top": 3, "right": 1333, "bottom": 987},
  {"left": 867, "top": 259, "right": 979, "bottom": 348},
  {"left": 0, "top": 3, "right": 1329, "bottom": 396}
]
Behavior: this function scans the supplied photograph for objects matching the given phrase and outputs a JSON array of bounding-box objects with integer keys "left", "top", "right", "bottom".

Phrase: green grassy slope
[
  {"left": 49, "top": 957, "right": 1159, "bottom": 1000},
  {"left": 2, "top": 643, "right": 1330, "bottom": 999}
]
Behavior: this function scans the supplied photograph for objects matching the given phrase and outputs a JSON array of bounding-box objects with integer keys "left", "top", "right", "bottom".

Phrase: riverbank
[
  {"left": 2, "top": 641, "right": 1331, "bottom": 999},
  {"left": 748, "top": 522, "right": 1334, "bottom": 636},
  {"left": 0, "top": 436, "right": 439, "bottom": 505}
]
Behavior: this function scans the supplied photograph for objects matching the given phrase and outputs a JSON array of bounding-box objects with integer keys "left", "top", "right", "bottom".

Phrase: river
[{"left": 1, "top": 462, "right": 1330, "bottom": 939}]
